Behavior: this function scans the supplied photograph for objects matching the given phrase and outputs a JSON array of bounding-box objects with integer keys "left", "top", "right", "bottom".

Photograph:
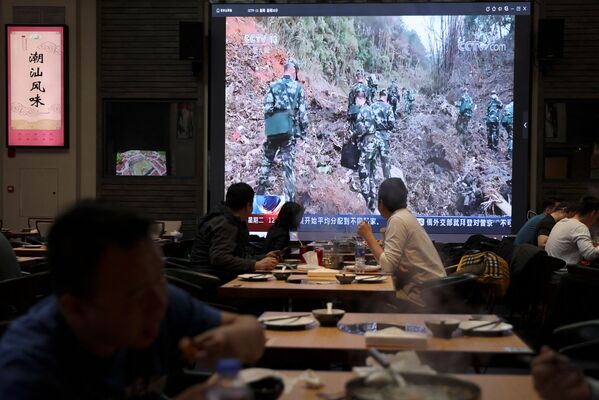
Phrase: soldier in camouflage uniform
[
  {"left": 347, "top": 69, "right": 370, "bottom": 129},
  {"left": 257, "top": 59, "right": 309, "bottom": 202},
  {"left": 370, "top": 89, "right": 396, "bottom": 179},
  {"left": 454, "top": 86, "right": 474, "bottom": 144},
  {"left": 353, "top": 90, "right": 378, "bottom": 212},
  {"left": 403, "top": 87, "right": 415, "bottom": 115},
  {"left": 485, "top": 90, "right": 503, "bottom": 151},
  {"left": 387, "top": 79, "right": 400, "bottom": 116},
  {"left": 501, "top": 100, "right": 514, "bottom": 160},
  {"left": 367, "top": 74, "right": 379, "bottom": 104}
]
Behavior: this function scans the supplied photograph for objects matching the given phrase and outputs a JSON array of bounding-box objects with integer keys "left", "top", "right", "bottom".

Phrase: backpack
[
  {"left": 264, "top": 81, "right": 297, "bottom": 138},
  {"left": 460, "top": 96, "right": 473, "bottom": 114}
]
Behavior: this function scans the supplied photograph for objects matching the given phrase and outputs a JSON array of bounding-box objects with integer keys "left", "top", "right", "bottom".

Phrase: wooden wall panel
[
  {"left": 98, "top": 0, "right": 203, "bottom": 237},
  {"left": 537, "top": 0, "right": 599, "bottom": 205}
]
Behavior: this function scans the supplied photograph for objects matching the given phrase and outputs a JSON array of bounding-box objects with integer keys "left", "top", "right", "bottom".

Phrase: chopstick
[
  {"left": 260, "top": 314, "right": 311, "bottom": 322},
  {"left": 464, "top": 319, "right": 502, "bottom": 331},
  {"left": 356, "top": 275, "right": 384, "bottom": 281}
]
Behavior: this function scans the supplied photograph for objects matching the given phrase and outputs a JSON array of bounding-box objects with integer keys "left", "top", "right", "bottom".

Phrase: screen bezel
[{"left": 208, "top": 2, "right": 532, "bottom": 238}]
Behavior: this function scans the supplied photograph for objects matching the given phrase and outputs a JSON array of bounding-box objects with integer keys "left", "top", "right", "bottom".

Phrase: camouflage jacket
[
  {"left": 370, "top": 100, "right": 396, "bottom": 132},
  {"left": 456, "top": 93, "right": 473, "bottom": 117},
  {"left": 347, "top": 82, "right": 370, "bottom": 115},
  {"left": 387, "top": 84, "right": 400, "bottom": 100},
  {"left": 353, "top": 104, "right": 376, "bottom": 140},
  {"left": 264, "top": 75, "right": 309, "bottom": 138},
  {"left": 501, "top": 102, "right": 513, "bottom": 124},
  {"left": 486, "top": 97, "right": 504, "bottom": 123}
]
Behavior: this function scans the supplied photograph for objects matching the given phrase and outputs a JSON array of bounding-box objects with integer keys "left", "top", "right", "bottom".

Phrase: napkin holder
[{"left": 364, "top": 327, "right": 428, "bottom": 349}]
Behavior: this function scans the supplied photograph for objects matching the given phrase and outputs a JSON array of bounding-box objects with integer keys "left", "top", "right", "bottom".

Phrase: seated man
[
  {"left": 0, "top": 201, "right": 265, "bottom": 399},
  {"left": 536, "top": 201, "right": 576, "bottom": 249},
  {"left": 357, "top": 178, "right": 446, "bottom": 307},
  {"left": 515, "top": 197, "right": 562, "bottom": 245},
  {"left": 546, "top": 196, "right": 599, "bottom": 266},
  {"left": 190, "top": 183, "right": 278, "bottom": 282}
]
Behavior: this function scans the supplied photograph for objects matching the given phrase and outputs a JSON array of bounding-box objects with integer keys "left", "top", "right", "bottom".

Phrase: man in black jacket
[{"left": 190, "top": 183, "right": 278, "bottom": 282}]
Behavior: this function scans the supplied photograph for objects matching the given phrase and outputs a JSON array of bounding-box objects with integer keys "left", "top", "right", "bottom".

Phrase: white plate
[
  {"left": 260, "top": 315, "right": 317, "bottom": 330},
  {"left": 238, "top": 273, "right": 274, "bottom": 281},
  {"left": 354, "top": 275, "right": 388, "bottom": 283},
  {"left": 344, "top": 264, "right": 382, "bottom": 272},
  {"left": 459, "top": 320, "right": 513, "bottom": 336}
]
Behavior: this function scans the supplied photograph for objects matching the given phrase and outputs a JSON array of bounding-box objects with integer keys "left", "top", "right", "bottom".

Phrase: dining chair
[
  {"left": 0, "top": 271, "right": 52, "bottom": 325},
  {"left": 0, "top": 234, "right": 21, "bottom": 281},
  {"left": 35, "top": 220, "right": 54, "bottom": 242}
]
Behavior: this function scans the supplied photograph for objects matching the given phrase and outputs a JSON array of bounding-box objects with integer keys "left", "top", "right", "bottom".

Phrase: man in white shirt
[
  {"left": 545, "top": 196, "right": 599, "bottom": 266},
  {"left": 357, "top": 178, "right": 446, "bottom": 306}
]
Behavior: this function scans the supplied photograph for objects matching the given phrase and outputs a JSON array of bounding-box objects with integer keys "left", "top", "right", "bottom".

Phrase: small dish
[
  {"left": 459, "top": 320, "right": 513, "bottom": 337},
  {"left": 425, "top": 319, "right": 460, "bottom": 338},
  {"left": 247, "top": 376, "right": 284, "bottom": 400},
  {"left": 260, "top": 315, "right": 317, "bottom": 330},
  {"left": 273, "top": 271, "right": 292, "bottom": 281},
  {"left": 336, "top": 273, "right": 356, "bottom": 284},
  {"left": 312, "top": 308, "right": 345, "bottom": 327},
  {"left": 354, "top": 275, "right": 387, "bottom": 283},
  {"left": 238, "top": 273, "right": 274, "bottom": 282}
]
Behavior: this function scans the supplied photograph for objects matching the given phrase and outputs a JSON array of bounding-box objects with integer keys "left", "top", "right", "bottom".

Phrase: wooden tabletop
[
  {"left": 276, "top": 370, "right": 538, "bottom": 400},
  {"left": 13, "top": 246, "right": 48, "bottom": 257},
  {"left": 2, "top": 229, "right": 39, "bottom": 239},
  {"left": 17, "top": 256, "right": 45, "bottom": 268},
  {"left": 219, "top": 275, "right": 395, "bottom": 301},
  {"left": 261, "top": 312, "right": 532, "bottom": 354}
]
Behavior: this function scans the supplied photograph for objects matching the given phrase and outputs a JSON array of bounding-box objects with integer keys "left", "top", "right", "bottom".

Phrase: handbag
[{"left": 341, "top": 141, "right": 360, "bottom": 170}]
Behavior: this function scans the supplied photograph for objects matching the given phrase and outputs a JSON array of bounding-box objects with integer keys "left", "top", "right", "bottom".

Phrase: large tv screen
[{"left": 209, "top": 2, "right": 532, "bottom": 239}]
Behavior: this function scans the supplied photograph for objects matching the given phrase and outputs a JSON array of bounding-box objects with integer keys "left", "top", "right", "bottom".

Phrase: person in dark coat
[
  {"left": 190, "top": 183, "right": 278, "bottom": 282},
  {"left": 264, "top": 202, "right": 304, "bottom": 255}
]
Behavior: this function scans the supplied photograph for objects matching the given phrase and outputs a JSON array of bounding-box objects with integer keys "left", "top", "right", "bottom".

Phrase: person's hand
[
  {"left": 179, "top": 329, "right": 230, "bottom": 367},
  {"left": 532, "top": 346, "right": 592, "bottom": 400},
  {"left": 256, "top": 257, "right": 278, "bottom": 271},
  {"left": 357, "top": 221, "right": 373, "bottom": 239},
  {"left": 265, "top": 250, "right": 282, "bottom": 261}
]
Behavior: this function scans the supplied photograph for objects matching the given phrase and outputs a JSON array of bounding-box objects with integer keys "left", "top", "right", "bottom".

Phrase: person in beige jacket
[{"left": 357, "top": 178, "right": 446, "bottom": 307}]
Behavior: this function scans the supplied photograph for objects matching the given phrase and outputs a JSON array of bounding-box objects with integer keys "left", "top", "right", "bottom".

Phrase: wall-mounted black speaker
[
  {"left": 179, "top": 21, "right": 203, "bottom": 61},
  {"left": 538, "top": 19, "right": 564, "bottom": 60}
]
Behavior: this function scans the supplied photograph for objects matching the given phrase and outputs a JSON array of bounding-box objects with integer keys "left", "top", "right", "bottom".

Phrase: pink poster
[{"left": 7, "top": 26, "right": 67, "bottom": 147}]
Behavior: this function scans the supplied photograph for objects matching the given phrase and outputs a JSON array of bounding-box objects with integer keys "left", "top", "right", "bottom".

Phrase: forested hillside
[{"left": 225, "top": 15, "right": 514, "bottom": 216}]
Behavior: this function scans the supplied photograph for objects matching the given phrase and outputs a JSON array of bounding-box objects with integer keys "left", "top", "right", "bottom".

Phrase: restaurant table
[
  {"left": 12, "top": 246, "right": 48, "bottom": 257},
  {"left": 17, "top": 256, "right": 46, "bottom": 270},
  {"left": 275, "top": 370, "right": 538, "bottom": 400},
  {"left": 258, "top": 312, "right": 532, "bottom": 372},
  {"left": 219, "top": 275, "right": 395, "bottom": 302},
  {"left": 2, "top": 229, "right": 39, "bottom": 240}
]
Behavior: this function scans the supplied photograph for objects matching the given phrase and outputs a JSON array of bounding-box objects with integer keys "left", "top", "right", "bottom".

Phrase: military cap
[
  {"left": 285, "top": 58, "right": 300, "bottom": 70},
  {"left": 356, "top": 88, "right": 367, "bottom": 98},
  {"left": 491, "top": 90, "right": 497, "bottom": 94}
]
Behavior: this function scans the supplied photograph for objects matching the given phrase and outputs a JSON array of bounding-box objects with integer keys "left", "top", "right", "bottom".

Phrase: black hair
[
  {"left": 556, "top": 201, "right": 577, "bottom": 214},
  {"left": 378, "top": 178, "right": 408, "bottom": 213},
  {"left": 541, "top": 197, "right": 562, "bottom": 212},
  {"left": 576, "top": 196, "right": 599, "bottom": 216},
  {"left": 47, "top": 200, "right": 152, "bottom": 297},
  {"left": 274, "top": 202, "right": 304, "bottom": 230},
  {"left": 225, "top": 183, "right": 254, "bottom": 211}
]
